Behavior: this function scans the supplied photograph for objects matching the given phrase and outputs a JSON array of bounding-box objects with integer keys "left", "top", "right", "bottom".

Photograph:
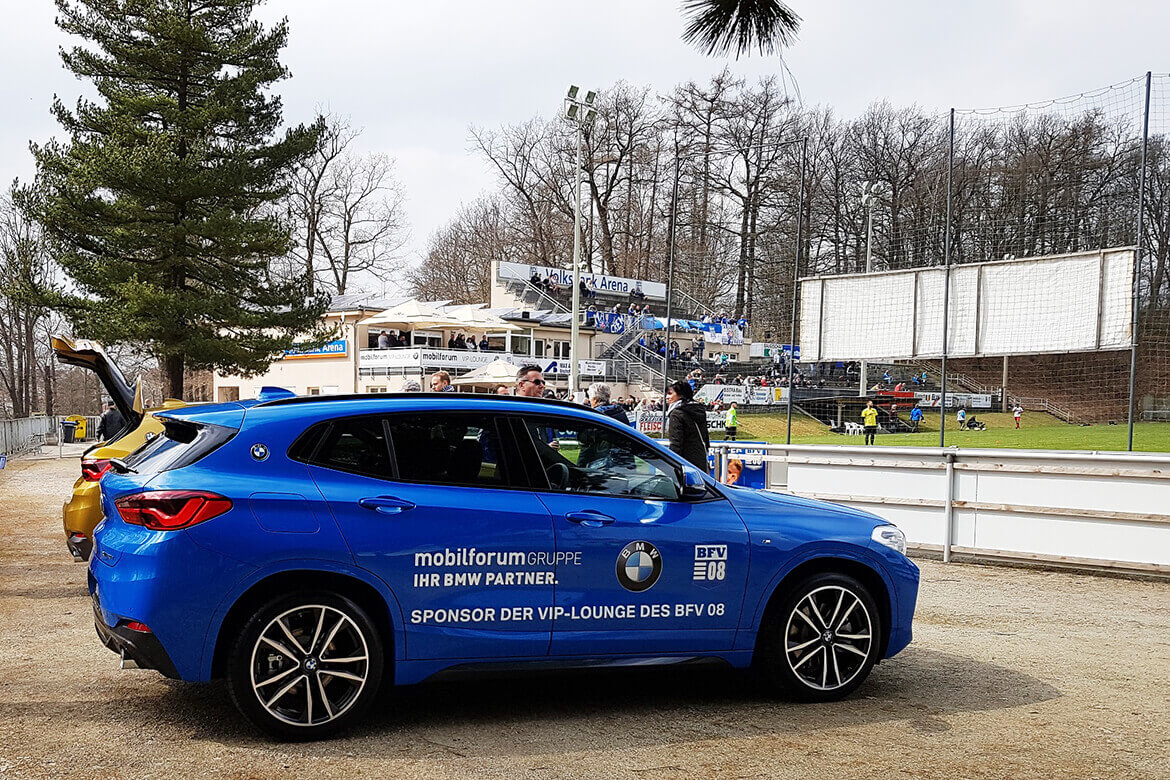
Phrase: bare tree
[{"left": 287, "top": 117, "right": 408, "bottom": 296}]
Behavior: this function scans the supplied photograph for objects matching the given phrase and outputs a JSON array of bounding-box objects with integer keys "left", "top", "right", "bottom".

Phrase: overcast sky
[{"left": 2, "top": 0, "right": 1166, "bottom": 291}]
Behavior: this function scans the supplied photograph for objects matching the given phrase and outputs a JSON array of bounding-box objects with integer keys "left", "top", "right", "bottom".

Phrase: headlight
[{"left": 871, "top": 524, "right": 907, "bottom": 555}]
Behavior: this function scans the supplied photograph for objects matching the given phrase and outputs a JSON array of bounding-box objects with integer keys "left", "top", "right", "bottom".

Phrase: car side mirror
[{"left": 681, "top": 467, "right": 707, "bottom": 499}]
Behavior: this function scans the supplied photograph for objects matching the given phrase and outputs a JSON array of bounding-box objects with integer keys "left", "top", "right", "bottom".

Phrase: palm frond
[{"left": 681, "top": 0, "right": 802, "bottom": 59}]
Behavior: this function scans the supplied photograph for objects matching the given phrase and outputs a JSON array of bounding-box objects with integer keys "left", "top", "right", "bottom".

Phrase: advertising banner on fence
[
  {"left": 360, "top": 348, "right": 522, "bottom": 371},
  {"left": 633, "top": 411, "right": 725, "bottom": 437},
  {"left": 283, "top": 339, "right": 348, "bottom": 360},
  {"left": 498, "top": 260, "right": 667, "bottom": 300},
  {"left": 541, "top": 359, "right": 607, "bottom": 376},
  {"left": 694, "top": 385, "right": 788, "bottom": 406},
  {"left": 717, "top": 442, "right": 769, "bottom": 489},
  {"left": 915, "top": 392, "right": 993, "bottom": 409}
]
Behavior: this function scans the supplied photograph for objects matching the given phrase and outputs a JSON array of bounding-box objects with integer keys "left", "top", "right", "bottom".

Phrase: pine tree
[{"left": 23, "top": 0, "right": 327, "bottom": 397}]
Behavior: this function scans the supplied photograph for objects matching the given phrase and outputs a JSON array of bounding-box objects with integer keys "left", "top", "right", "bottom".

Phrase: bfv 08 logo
[{"left": 693, "top": 544, "right": 728, "bottom": 583}]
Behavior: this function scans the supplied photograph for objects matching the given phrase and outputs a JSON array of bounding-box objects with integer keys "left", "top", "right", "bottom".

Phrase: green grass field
[{"left": 714, "top": 411, "right": 1170, "bottom": 452}]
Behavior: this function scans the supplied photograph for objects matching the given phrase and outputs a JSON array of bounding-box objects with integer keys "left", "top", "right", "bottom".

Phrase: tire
[
  {"left": 755, "top": 572, "right": 882, "bottom": 702},
  {"left": 227, "top": 591, "right": 384, "bottom": 740}
]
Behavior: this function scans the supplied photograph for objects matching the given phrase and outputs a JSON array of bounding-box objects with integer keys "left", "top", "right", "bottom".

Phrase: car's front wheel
[
  {"left": 227, "top": 592, "right": 384, "bottom": 740},
  {"left": 757, "top": 572, "right": 882, "bottom": 701}
]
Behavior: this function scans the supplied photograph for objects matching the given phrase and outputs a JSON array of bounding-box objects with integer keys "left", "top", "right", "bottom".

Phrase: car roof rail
[{"left": 253, "top": 393, "right": 591, "bottom": 412}]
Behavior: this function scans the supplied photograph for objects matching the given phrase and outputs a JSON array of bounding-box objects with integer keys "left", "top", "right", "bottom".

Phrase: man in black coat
[{"left": 97, "top": 400, "right": 125, "bottom": 441}]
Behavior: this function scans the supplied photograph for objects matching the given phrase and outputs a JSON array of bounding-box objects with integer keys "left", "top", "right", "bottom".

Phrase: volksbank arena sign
[{"left": 498, "top": 260, "right": 667, "bottom": 300}]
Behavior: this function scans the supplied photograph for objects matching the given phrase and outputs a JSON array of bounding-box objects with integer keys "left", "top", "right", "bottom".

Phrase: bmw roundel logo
[
  {"left": 250, "top": 443, "right": 269, "bottom": 462},
  {"left": 616, "top": 540, "right": 662, "bottom": 592}
]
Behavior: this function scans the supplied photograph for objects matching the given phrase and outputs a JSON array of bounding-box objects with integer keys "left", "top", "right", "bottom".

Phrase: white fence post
[{"left": 942, "top": 450, "right": 956, "bottom": 563}]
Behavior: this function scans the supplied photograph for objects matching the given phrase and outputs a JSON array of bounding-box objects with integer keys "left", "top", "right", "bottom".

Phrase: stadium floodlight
[{"left": 562, "top": 85, "right": 602, "bottom": 397}]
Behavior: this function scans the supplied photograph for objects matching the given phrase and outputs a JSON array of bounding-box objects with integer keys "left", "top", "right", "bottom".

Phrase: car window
[
  {"left": 520, "top": 417, "right": 682, "bottom": 500},
  {"left": 312, "top": 417, "right": 391, "bottom": 479},
  {"left": 385, "top": 412, "right": 510, "bottom": 488}
]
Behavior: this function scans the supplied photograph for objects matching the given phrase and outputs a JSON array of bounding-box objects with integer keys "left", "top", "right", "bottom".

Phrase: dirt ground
[{"left": 1, "top": 453, "right": 1167, "bottom": 779}]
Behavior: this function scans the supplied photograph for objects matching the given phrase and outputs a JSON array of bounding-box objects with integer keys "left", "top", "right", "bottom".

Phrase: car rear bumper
[
  {"left": 67, "top": 532, "right": 93, "bottom": 562},
  {"left": 90, "top": 571, "right": 180, "bottom": 678}
]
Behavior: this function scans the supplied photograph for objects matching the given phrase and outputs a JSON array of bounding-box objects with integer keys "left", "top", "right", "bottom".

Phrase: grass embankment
[{"left": 713, "top": 410, "right": 1170, "bottom": 452}]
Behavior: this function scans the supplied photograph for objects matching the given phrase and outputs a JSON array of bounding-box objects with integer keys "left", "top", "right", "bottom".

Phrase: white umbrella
[
  {"left": 361, "top": 299, "right": 458, "bottom": 328},
  {"left": 450, "top": 359, "right": 524, "bottom": 386}
]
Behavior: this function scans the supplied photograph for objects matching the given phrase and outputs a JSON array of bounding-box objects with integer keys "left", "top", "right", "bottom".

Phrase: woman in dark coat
[{"left": 666, "top": 380, "right": 710, "bottom": 471}]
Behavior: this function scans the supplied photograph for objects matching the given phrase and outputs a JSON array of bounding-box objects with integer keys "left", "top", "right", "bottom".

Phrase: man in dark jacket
[
  {"left": 97, "top": 400, "right": 125, "bottom": 441},
  {"left": 666, "top": 380, "right": 710, "bottom": 471},
  {"left": 587, "top": 383, "right": 631, "bottom": 426}
]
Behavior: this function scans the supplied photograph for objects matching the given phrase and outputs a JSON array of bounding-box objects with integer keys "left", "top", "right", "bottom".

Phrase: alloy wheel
[
  {"left": 249, "top": 604, "right": 370, "bottom": 727},
  {"left": 783, "top": 585, "right": 873, "bottom": 691}
]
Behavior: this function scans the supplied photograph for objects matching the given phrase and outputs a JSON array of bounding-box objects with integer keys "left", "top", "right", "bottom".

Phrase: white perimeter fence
[
  {"left": 710, "top": 443, "right": 1170, "bottom": 576},
  {"left": 1, "top": 416, "right": 60, "bottom": 458}
]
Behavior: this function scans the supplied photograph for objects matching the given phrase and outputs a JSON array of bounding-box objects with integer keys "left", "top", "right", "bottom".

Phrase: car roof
[{"left": 254, "top": 393, "right": 589, "bottom": 413}]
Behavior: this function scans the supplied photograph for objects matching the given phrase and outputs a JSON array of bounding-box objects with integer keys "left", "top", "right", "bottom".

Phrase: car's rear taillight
[
  {"left": 114, "top": 490, "right": 232, "bottom": 531},
  {"left": 81, "top": 457, "right": 112, "bottom": 482}
]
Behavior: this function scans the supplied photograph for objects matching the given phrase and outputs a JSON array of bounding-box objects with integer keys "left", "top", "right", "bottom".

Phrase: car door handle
[
  {"left": 358, "top": 496, "right": 416, "bottom": 515},
  {"left": 565, "top": 510, "right": 614, "bottom": 527}
]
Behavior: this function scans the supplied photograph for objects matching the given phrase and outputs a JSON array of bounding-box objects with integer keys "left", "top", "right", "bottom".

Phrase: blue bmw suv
[{"left": 90, "top": 393, "right": 918, "bottom": 739}]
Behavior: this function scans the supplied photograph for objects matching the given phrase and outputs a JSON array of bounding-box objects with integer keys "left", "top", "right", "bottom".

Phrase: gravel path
[{"left": 1, "top": 455, "right": 1167, "bottom": 779}]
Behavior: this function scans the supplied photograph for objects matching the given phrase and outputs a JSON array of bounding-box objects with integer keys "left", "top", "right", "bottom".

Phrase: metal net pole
[
  {"left": 939, "top": 108, "right": 955, "bottom": 448},
  {"left": 786, "top": 138, "right": 808, "bottom": 444},
  {"left": 1128, "top": 71, "right": 1152, "bottom": 451}
]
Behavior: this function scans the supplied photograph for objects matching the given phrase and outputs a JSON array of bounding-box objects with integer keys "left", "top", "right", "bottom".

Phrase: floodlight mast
[{"left": 563, "top": 85, "right": 599, "bottom": 398}]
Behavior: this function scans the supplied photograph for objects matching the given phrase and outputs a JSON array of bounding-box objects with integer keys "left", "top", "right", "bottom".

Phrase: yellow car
[{"left": 53, "top": 336, "right": 187, "bottom": 561}]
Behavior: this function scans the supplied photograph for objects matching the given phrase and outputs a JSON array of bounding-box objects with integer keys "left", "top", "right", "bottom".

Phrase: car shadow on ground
[{"left": 13, "top": 647, "right": 1060, "bottom": 756}]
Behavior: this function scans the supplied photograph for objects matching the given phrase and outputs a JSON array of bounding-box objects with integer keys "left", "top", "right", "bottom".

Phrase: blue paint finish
[{"left": 90, "top": 394, "right": 919, "bottom": 698}]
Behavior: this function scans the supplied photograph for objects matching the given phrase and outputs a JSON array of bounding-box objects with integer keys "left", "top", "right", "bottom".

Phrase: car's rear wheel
[
  {"left": 756, "top": 572, "right": 881, "bottom": 701},
  {"left": 227, "top": 592, "right": 384, "bottom": 740}
]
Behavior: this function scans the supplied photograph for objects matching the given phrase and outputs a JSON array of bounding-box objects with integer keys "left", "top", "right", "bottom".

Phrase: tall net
[{"left": 944, "top": 76, "right": 1165, "bottom": 447}]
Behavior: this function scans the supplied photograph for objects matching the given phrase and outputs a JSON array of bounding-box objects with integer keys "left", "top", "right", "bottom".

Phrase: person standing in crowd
[
  {"left": 479, "top": 334, "right": 489, "bottom": 351},
  {"left": 429, "top": 371, "right": 456, "bottom": 392},
  {"left": 587, "top": 382, "right": 631, "bottom": 426},
  {"left": 1013, "top": 404, "right": 1024, "bottom": 429},
  {"left": 666, "top": 380, "right": 710, "bottom": 471},
  {"left": 861, "top": 400, "right": 879, "bottom": 445},
  {"left": 401, "top": 379, "right": 422, "bottom": 393},
  {"left": 377, "top": 330, "right": 391, "bottom": 349},
  {"left": 496, "top": 385, "right": 511, "bottom": 396},
  {"left": 909, "top": 404, "right": 924, "bottom": 432},
  {"left": 724, "top": 402, "right": 739, "bottom": 441},
  {"left": 97, "top": 400, "right": 125, "bottom": 441},
  {"left": 724, "top": 459, "right": 744, "bottom": 486},
  {"left": 516, "top": 364, "right": 546, "bottom": 397}
]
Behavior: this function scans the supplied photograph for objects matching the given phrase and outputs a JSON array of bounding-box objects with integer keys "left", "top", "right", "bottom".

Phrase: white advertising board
[
  {"left": 800, "top": 248, "right": 1135, "bottom": 361},
  {"left": 915, "top": 392, "right": 993, "bottom": 409},
  {"left": 499, "top": 260, "right": 667, "bottom": 300},
  {"left": 360, "top": 349, "right": 524, "bottom": 371}
]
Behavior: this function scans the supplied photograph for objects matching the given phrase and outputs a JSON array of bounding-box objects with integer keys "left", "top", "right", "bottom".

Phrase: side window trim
[
  {"left": 290, "top": 415, "right": 394, "bottom": 482},
  {"left": 514, "top": 412, "right": 687, "bottom": 501}
]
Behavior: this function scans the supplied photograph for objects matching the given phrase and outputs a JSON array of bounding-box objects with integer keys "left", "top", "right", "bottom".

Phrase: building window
[
  {"left": 552, "top": 340, "right": 571, "bottom": 359},
  {"left": 307, "top": 387, "right": 321, "bottom": 396},
  {"left": 367, "top": 387, "right": 388, "bottom": 394}
]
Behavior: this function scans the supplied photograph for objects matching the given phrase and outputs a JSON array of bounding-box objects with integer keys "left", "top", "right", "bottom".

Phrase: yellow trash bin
[{"left": 65, "top": 414, "right": 88, "bottom": 441}]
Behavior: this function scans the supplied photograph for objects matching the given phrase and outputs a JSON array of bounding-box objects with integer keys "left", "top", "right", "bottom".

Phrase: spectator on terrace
[
  {"left": 883, "top": 370, "right": 892, "bottom": 385},
  {"left": 377, "top": 330, "right": 391, "bottom": 349},
  {"left": 479, "top": 335, "right": 489, "bottom": 351},
  {"left": 894, "top": 381, "right": 905, "bottom": 392},
  {"left": 530, "top": 268, "right": 542, "bottom": 287},
  {"left": 430, "top": 371, "right": 455, "bottom": 392},
  {"left": 447, "top": 334, "right": 457, "bottom": 349},
  {"left": 454, "top": 333, "right": 467, "bottom": 350},
  {"left": 579, "top": 278, "right": 589, "bottom": 300},
  {"left": 587, "top": 382, "right": 631, "bottom": 426},
  {"left": 631, "top": 282, "right": 646, "bottom": 301},
  {"left": 496, "top": 385, "right": 510, "bottom": 396},
  {"left": 585, "top": 304, "right": 597, "bottom": 326}
]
